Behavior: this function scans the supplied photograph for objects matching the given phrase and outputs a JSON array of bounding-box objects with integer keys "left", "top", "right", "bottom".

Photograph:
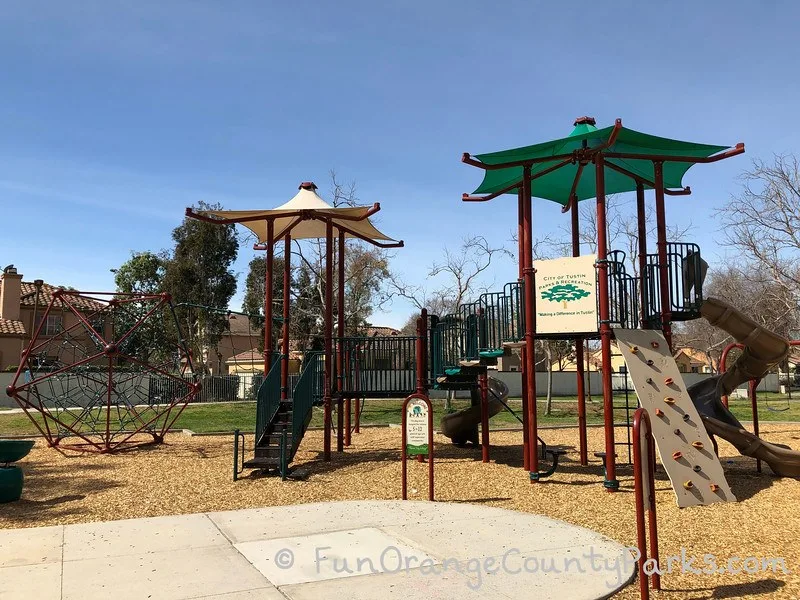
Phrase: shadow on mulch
[
  {"left": 448, "top": 497, "right": 512, "bottom": 504},
  {"left": 664, "top": 577, "right": 786, "bottom": 598},
  {"left": 2, "top": 461, "right": 121, "bottom": 526}
]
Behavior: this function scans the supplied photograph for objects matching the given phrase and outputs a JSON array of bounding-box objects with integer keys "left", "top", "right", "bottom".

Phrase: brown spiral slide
[
  {"left": 440, "top": 377, "right": 508, "bottom": 446},
  {"left": 687, "top": 297, "right": 800, "bottom": 477}
]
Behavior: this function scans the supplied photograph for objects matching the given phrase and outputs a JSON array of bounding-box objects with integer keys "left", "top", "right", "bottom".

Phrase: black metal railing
[
  {"left": 606, "top": 251, "right": 639, "bottom": 329},
  {"left": 432, "top": 314, "right": 463, "bottom": 377},
  {"left": 478, "top": 281, "right": 524, "bottom": 352},
  {"left": 459, "top": 301, "right": 481, "bottom": 361},
  {"left": 254, "top": 359, "right": 281, "bottom": 444},
  {"left": 643, "top": 242, "right": 704, "bottom": 323},
  {"left": 337, "top": 336, "right": 418, "bottom": 397}
]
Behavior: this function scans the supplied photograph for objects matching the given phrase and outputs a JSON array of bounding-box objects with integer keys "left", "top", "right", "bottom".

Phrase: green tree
[
  {"left": 242, "top": 254, "right": 287, "bottom": 350},
  {"left": 110, "top": 252, "right": 171, "bottom": 364},
  {"left": 112, "top": 251, "right": 167, "bottom": 294},
  {"left": 290, "top": 263, "right": 324, "bottom": 351},
  {"left": 163, "top": 201, "right": 239, "bottom": 372}
]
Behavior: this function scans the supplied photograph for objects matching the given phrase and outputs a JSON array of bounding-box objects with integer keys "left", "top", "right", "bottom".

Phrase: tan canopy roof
[{"left": 192, "top": 182, "right": 401, "bottom": 246}]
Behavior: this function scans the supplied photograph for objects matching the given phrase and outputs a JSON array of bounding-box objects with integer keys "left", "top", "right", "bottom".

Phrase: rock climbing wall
[{"left": 615, "top": 329, "right": 736, "bottom": 508}]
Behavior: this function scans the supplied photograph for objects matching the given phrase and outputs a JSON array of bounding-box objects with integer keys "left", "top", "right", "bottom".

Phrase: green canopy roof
[{"left": 468, "top": 121, "right": 737, "bottom": 206}]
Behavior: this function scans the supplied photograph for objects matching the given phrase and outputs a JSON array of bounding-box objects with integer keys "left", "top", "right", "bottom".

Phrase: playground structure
[
  {"left": 4, "top": 291, "right": 199, "bottom": 453},
  {"left": 7, "top": 116, "right": 799, "bottom": 502},
  {"left": 183, "top": 116, "right": 800, "bottom": 500},
  {"left": 187, "top": 182, "right": 405, "bottom": 473}
]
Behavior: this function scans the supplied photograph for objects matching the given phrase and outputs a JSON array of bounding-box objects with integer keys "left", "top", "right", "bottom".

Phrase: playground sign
[
  {"left": 401, "top": 393, "right": 434, "bottom": 501},
  {"left": 534, "top": 254, "right": 598, "bottom": 335},
  {"left": 405, "top": 399, "right": 430, "bottom": 455}
]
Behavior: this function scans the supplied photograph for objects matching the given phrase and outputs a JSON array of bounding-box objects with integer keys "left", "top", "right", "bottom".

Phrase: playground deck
[{"left": 3, "top": 425, "right": 800, "bottom": 598}]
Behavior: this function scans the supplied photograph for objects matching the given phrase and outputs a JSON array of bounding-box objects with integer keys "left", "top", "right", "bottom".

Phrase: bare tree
[
  {"left": 389, "top": 235, "right": 510, "bottom": 317},
  {"left": 718, "top": 155, "right": 800, "bottom": 311},
  {"left": 559, "top": 195, "right": 692, "bottom": 278},
  {"left": 674, "top": 265, "right": 799, "bottom": 372}
]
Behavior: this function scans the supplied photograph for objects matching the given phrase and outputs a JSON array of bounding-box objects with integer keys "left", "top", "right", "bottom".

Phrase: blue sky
[{"left": 1, "top": 1, "right": 798, "bottom": 327}]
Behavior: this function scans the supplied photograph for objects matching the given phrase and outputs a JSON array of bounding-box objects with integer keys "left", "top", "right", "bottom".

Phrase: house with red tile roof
[{"left": 0, "top": 266, "right": 105, "bottom": 371}]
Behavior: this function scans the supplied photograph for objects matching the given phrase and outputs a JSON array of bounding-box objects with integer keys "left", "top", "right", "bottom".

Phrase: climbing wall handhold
[
  {"left": 692, "top": 441, "right": 704, "bottom": 450},
  {"left": 683, "top": 414, "right": 691, "bottom": 422},
  {"left": 672, "top": 451, "right": 683, "bottom": 461},
  {"left": 664, "top": 377, "right": 674, "bottom": 385},
  {"left": 655, "top": 408, "right": 665, "bottom": 417},
  {"left": 664, "top": 396, "right": 676, "bottom": 405},
  {"left": 646, "top": 378, "right": 653, "bottom": 384},
  {"left": 651, "top": 341, "right": 659, "bottom": 349},
  {"left": 683, "top": 481, "right": 694, "bottom": 490},
  {"left": 647, "top": 359, "right": 654, "bottom": 366},
  {"left": 673, "top": 428, "right": 681, "bottom": 435},
  {"left": 710, "top": 484, "right": 720, "bottom": 493},
  {"left": 693, "top": 465, "right": 702, "bottom": 472},
  {"left": 630, "top": 345, "right": 639, "bottom": 353}
]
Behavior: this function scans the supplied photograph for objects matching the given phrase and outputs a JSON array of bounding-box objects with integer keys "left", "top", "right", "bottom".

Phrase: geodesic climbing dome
[{"left": 5, "top": 291, "right": 198, "bottom": 453}]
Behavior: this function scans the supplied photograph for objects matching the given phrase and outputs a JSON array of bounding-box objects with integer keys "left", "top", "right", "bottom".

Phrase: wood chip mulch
[{"left": 3, "top": 424, "right": 800, "bottom": 599}]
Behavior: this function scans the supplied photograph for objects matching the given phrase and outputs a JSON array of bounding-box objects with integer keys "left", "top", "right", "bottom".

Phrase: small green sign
[
  {"left": 406, "top": 443, "right": 428, "bottom": 456},
  {"left": 405, "top": 399, "right": 429, "bottom": 456}
]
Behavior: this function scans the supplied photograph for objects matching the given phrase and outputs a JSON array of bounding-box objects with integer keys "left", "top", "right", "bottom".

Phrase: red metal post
[
  {"left": 480, "top": 370, "right": 490, "bottom": 463},
  {"left": 522, "top": 165, "right": 540, "bottom": 478},
  {"left": 595, "top": 155, "right": 618, "bottom": 491},
  {"left": 646, "top": 425, "right": 660, "bottom": 592},
  {"left": 280, "top": 233, "right": 291, "bottom": 401},
  {"left": 749, "top": 378, "right": 761, "bottom": 473},
  {"left": 636, "top": 182, "right": 648, "bottom": 327},
  {"left": 337, "top": 230, "right": 346, "bottom": 453},
  {"left": 572, "top": 195, "right": 588, "bottom": 466},
  {"left": 354, "top": 344, "right": 362, "bottom": 433},
  {"left": 719, "top": 342, "right": 742, "bottom": 408},
  {"left": 428, "top": 397, "right": 434, "bottom": 500},
  {"left": 105, "top": 357, "right": 112, "bottom": 452},
  {"left": 518, "top": 188, "right": 530, "bottom": 471},
  {"left": 401, "top": 398, "right": 407, "bottom": 499},
  {"left": 323, "top": 220, "right": 333, "bottom": 461},
  {"left": 264, "top": 220, "right": 274, "bottom": 374},
  {"left": 633, "top": 408, "right": 661, "bottom": 599},
  {"left": 345, "top": 397, "right": 352, "bottom": 446},
  {"left": 653, "top": 162, "right": 673, "bottom": 351}
]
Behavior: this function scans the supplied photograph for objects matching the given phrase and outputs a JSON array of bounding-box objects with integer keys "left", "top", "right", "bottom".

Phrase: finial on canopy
[
  {"left": 299, "top": 181, "right": 318, "bottom": 191},
  {"left": 573, "top": 116, "right": 596, "bottom": 126}
]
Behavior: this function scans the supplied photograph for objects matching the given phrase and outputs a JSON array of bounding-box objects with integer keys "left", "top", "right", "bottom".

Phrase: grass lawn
[{"left": 2, "top": 393, "right": 799, "bottom": 437}]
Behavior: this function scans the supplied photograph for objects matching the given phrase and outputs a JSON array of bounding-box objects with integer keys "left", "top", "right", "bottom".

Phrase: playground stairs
[
  {"left": 244, "top": 401, "right": 302, "bottom": 470},
  {"left": 245, "top": 353, "right": 321, "bottom": 472}
]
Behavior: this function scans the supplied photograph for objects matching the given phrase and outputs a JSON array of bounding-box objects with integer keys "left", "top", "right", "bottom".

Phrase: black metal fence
[
  {"left": 643, "top": 242, "right": 704, "bottom": 323},
  {"left": 606, "top": 250, "right": 639, "bottom": 329},
  {"left": 337, "top": 336, "right": 418, "bottom": 396},
  {"left": 149, "top": 373, "right": 264, "bottom": 404}
]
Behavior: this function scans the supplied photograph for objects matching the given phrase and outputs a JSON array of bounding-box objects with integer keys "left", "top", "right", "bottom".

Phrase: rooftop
[
  {"left": 8, "top": 281, "right": 106, "bottom": 312},
  {"left": 0, "top": 318, "right": 25, "bottom": 336}
]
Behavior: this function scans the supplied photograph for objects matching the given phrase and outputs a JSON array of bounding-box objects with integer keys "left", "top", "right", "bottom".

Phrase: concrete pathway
[{"left": 0, "top": 500, "right": 635, "bottom": 599}]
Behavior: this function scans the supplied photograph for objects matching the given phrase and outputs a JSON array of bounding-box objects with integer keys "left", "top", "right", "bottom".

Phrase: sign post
[{"left": 401, "top": 393, "right": 434, "bottom": 501}]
